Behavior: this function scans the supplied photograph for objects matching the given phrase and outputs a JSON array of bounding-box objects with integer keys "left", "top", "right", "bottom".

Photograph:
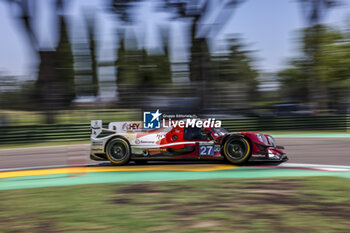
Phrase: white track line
[
  {"left": 316, "top": 168, "right": 350, "bottom": 171},
  {"left": 280, "top": 163, "right": 350, "bottom": 169}
]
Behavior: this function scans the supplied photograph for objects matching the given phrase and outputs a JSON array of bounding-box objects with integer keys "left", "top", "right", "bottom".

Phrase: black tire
[
  {"left": 222, "top": 137, "right": 251, "bottom": 165},
  {"left": 105, "top": 138, "right": 131, "bottom": 165}
]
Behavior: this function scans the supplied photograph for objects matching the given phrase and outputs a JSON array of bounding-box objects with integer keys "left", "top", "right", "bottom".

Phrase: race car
[{"left": 90, "top": 120, "right": 287, "bottom": 165}]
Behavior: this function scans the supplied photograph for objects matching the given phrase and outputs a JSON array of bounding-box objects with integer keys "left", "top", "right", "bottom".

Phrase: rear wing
[{"left": 91, "top": 120, "right": 142, "bottom": 137}]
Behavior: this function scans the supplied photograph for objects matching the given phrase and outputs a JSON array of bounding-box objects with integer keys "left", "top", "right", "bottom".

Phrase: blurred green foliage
[
  {"left": 0, "top": 0, "right": 349, "bottom": 126},
  {"left": 117, "top": 29, "right": 172, "bottom": 85},
  {"left": 278, "top": 25, "right": 350, "bottom": 110},
  {"left": 212, "top": 37, "right": 259, "bottom": 103},
  {"left": 86, "top": 12, "right": 99, "bottom": 97}
]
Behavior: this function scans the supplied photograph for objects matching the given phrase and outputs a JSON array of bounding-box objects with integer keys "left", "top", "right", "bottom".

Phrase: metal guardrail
[
  {"left": 0, "top": 116, "right": 348, "bottom": 145},
  {"left": 221, "top": 115, "right": 349, "bottom": 132},
  {"left": 0, "top": 124, "right": 89, "bottom": 144}
]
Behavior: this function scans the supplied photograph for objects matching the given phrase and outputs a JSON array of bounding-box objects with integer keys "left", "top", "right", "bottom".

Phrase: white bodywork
[{"left": 90, "top": 120, "right": 171, "bottom": 156}]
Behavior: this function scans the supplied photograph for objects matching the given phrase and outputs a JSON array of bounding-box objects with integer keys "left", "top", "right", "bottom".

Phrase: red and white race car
[{"left": 90, "top": 120, "right": 287, "bottom": 165}]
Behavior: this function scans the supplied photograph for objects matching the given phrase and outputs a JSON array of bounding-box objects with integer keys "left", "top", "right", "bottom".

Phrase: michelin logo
[{"left": 143, "top": 109, "right": 162, "bottom": 129}]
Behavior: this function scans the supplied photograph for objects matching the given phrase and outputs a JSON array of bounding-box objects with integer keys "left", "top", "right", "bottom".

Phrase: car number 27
[{"left": 199, "top": 145, "right": 214, "bottom": 156}]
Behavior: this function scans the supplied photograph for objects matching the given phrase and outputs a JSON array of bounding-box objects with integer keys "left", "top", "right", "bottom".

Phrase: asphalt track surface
[{"left": 0, "top": 137, "right": 349, "bottom": 170}]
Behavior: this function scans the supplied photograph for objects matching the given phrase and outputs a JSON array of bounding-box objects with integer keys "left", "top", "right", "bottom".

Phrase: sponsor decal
[
  {"left": 199, "top": 145, "right": 214, "bottom": 156},
  {"left": 163, "top": 118, "right": 221, "bottom": 128},
  {"left": 143, "top": 109, "right": 222, "bottom": 129},
  {"left": 252, "top": 154, "right": 266, "bottom": 158},
  {"left": 135, "top": 139, "right": 155, "bottom": 144},
  {"left": 108, "top": 122, "right": 141, "bottom": 132},
  {"left": 146, "top": 148, "right": 166, "bottom": 152},
  {"left": 122, "top": 123, "right": 140, "bottom": 131},
  {"left": 140, "top": 140, "right": 155, "bottom": 144},
  {"left": 92, "top": 141, "right": 103, "bottom": 146}
]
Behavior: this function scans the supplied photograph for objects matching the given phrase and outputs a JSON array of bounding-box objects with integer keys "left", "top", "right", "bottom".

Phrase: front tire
[
  {"left": 106, "top": 138, "right": 131, "bottom": 165},
  {"left": 222, "top": 137, "right": 251, "bottom": 165}
]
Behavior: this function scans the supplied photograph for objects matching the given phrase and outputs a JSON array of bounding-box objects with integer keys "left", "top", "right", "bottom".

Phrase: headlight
[
  {"left": 257, "top": 134, "right": 268, "bottom": 145},
  {"left": 268, "top": 136, "right": 276, "bottom": 147}
]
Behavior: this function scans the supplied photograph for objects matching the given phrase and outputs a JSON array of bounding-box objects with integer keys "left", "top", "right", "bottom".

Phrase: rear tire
[
  {"left": 106, "top": 138, "right": 131, "bottom": 165},
  {"left": 222, "top": 137, "right": 251, "bottom": 165}
]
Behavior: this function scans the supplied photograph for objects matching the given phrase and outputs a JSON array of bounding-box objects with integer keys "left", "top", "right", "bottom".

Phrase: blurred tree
[
  {"left": 297, "top": 0, "right": 341, "bottom": 110},
  {"left": 72, "top": 9, "right": 99, "bottom": 98},
  {"left": 278, "top": 62, "right": 309, "bottom": 103},
  {"left": 115, "top": 27, "right": 172, "bottom": 107},
  {"left": 317, "top": 26, "right": 350, "bottom": 111},
  {"left": 109, "top": 1, "right": 144, "bottom": 106},
  {"left": 278, "top": 25, "right": 350, "bottom": 111},
  {"left": 110, "top": 0, "right": 142, "bottom": 23},
  {"left": 6, "top": 0, "right": 75, "bottom": 123},
  {"left": 109, "top": 0, "right": 173, "bottom": 106},
  {"left": 141, "top": 27, "right": 172, "bottom": 84},
  {"left": 298, "top": 0, "right": 340, "bottom": 26},
  {"left": 115, "top": 29, "right": 144, "bottom": 105},
  {"left": 160, "top": 0, "right": 244, "bottom": 82},
  {"left": 212, "top": 37, "right": 259, "bottom": 103},
  {"left": 116, "top": 29, "right": 144, "bottom": 84},
  {"left": 85, "top": 11, "right": 99, "bottom": 97},
  {"left": 116, "top": 31, "right": 127, "bottom": 85},
  {"left": 109, "top": 0, "right": 246, "bottom": 110},
  {"left": 55, "top": 15, "right": 75, "bottom": 107}
]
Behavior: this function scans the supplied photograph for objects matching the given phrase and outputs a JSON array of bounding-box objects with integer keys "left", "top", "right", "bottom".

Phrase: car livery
[{"left": 90, "top": 120, "right": 287, "bottom": 165}]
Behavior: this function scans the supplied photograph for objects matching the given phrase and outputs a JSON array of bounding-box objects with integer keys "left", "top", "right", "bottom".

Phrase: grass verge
[{"left": 0, "top": 177, "right": 350, "bottom": 232}]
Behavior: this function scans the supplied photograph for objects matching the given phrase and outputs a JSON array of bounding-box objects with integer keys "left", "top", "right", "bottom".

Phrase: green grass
[{"left": 0, "top": 177, "right": 350, "bottom": 232}]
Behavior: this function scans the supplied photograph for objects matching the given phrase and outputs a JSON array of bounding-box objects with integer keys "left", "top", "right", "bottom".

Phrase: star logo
[
  {"left": 150, "top": 109, "right": 162, "bottom": 122},
  {"left": 143, "top": 109, "right": 162, "bottom": 129}
]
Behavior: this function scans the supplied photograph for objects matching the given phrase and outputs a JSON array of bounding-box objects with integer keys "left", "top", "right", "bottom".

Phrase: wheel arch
[
  {"left": 223, "top": 134, "right": 252, "bottom": 148},
  {"left": 221, "top": 134, "right": 253, "bottom": 159},
  {"left": 242, "top": 135, "right": 253, "bottom": 153},
  {"left": 222, "top": 134, "right": 243, "bottom": 147}
]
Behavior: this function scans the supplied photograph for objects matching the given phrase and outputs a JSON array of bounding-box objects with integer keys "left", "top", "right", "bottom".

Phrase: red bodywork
[
  {"left": 130, "top": 125, "right": 286, "bottom": 161},
  {"left": 91, "top": 120, "right": 287, "bottom": 163}
]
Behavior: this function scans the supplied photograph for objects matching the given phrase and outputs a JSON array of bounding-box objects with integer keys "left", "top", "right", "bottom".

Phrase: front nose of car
[{"left": 268, "top": 148, "right": 288, "bottom": 161}]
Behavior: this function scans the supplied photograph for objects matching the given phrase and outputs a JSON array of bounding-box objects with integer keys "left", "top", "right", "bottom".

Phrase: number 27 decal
[{"left": 199, "top": 145, "right": 214, "bottom": 156}]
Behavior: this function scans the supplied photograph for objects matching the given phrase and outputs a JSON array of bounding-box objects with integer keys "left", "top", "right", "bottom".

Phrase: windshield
[{"left": 212, "top": 127, "right": 230, "bottom": 136}]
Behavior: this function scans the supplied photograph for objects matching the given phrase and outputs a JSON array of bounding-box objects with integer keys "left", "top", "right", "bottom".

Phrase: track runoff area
[{"left": 0, "top": 135, "right": 349, "bottom": 190}]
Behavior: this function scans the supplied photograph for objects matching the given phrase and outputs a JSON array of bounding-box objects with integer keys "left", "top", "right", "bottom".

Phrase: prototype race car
[{"left": 90, "top": 120, "right": 287, "bottom": 165}]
